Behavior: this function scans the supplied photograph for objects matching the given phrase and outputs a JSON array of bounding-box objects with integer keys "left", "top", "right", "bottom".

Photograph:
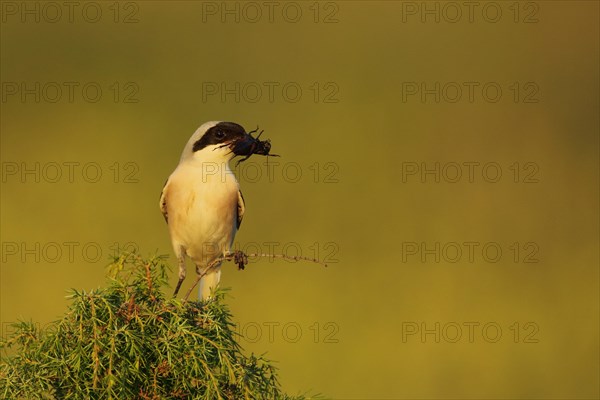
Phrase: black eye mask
[{"left": 192, "top": 122, "right": 246, "bottom": 152}]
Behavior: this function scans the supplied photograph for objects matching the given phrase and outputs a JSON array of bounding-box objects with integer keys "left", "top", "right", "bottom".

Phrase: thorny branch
[{"left": 182, "top": 251, "right": 328, "bottom": 301}]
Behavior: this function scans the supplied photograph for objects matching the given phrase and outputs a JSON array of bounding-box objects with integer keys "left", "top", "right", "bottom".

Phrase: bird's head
[{"left": 180, "top": 121, "right": 275, "bottom": 164}]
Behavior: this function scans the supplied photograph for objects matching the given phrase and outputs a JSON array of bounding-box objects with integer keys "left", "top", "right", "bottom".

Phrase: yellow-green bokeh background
[{"left": 1, "top": 1, "right": 598, "bottom": 398}]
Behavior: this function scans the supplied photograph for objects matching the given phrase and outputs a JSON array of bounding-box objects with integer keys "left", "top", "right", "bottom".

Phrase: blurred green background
[{"left": 1, "top": 1, "right": 598, "bottom": 398}]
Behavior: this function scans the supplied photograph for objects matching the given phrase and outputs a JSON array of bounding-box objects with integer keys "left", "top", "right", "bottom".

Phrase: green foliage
[{"left": 0, "top": 253, "right": 309, "bottom": 399}]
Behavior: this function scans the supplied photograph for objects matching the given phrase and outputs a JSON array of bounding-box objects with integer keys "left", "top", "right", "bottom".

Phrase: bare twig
[
  {"left": 242, "top": 253, "right": 328, "bottom": 267},
  {"left": 182, "top": 252, "right": 327, "bottom": 301}
]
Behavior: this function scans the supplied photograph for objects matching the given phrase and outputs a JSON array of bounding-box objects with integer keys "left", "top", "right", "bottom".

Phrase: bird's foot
[{"left": 231, "top": 250, "right": 248, "bottom": 270}]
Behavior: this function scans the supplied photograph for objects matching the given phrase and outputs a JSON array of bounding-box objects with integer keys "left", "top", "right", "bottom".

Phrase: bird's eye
[{"left": 215, "top": 130, "right": 225, "bottom": 139}]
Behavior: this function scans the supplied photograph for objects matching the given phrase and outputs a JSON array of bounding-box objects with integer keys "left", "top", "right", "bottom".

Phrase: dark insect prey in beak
[{"left": 231, "top": 127, "right": 280, "bottom": 166}]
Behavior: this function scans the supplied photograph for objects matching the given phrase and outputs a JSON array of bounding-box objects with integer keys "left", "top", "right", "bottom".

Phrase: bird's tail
[{"left": 198, "top": 268, "right": 221, "bottom": 300}]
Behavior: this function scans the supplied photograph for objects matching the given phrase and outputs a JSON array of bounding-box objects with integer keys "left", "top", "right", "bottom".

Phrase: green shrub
[{"left": 0, "top": 252, "right": 311, "bottom": 399}]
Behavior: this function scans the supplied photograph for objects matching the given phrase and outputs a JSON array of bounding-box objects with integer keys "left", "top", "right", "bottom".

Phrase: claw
[{"left": 232, "top": 250, "right": 248, "bottom": 270}]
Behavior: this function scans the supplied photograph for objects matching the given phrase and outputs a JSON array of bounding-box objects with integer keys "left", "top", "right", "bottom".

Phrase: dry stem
[{"left": 182, "top": 252, "right": 327, "bottom": 301}]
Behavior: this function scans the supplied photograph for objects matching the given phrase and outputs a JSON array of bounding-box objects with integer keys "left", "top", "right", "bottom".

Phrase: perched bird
[{"left": 160, "top": 121, "right": 271, "bottom": 299}]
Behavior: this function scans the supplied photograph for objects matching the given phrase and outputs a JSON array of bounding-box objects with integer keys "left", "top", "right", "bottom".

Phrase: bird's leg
[{"left": 172, "top": 252, "right": 186, "bottom": 298}]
